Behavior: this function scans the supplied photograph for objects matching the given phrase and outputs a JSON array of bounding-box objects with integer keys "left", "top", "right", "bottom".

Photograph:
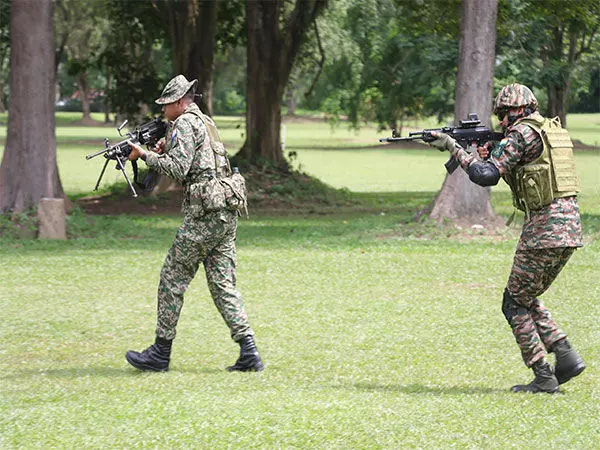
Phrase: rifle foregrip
[{"left": 445, "top": 156, "right": 460, "bottom": 174}]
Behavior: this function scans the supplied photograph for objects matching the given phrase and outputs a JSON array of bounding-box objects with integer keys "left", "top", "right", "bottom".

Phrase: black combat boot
[
  {"left": 125, "top": 337, "right": 172, "bottom": 372},
  {"left": 552, "top": 339, "right": 585, "bottom": 384},
  {"left": 511, "top": 360, "right": 559, "bottom": 393},
  {"left": 227, "top": 335, "right": 264, "bottom": 372}
]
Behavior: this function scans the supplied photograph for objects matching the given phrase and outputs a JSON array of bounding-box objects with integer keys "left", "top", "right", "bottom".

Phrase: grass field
[{"left": 1, "top": 112, "right": 600, "bottom": 448}]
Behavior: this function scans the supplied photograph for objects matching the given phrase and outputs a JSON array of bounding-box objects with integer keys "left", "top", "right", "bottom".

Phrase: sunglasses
[{"left": 497, "top": 109, "right": 508, "bottom": 121}]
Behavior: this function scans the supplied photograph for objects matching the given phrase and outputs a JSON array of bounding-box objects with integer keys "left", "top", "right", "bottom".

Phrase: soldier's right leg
[
  {"left": 503, "top": 250, "right": 560, "bottom": 392},
  {"left": 155, "top": 225, "right": 205, "bottom": 340},
  {"left": 504, "top": 249, "right": 569, "bottom": 367},
  {"left": 507, "top": 248, "right": 584, "bottom": 384},
  {"left": 126, "top": 222, "right": 205, "bottom": 371}
]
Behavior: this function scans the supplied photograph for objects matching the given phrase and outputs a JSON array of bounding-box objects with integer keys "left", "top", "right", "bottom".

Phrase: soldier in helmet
[
  {"left": 124, "top": 74, "right": 264, "bottom": 373},
  {"left": 429, "top": 83, "right": 585, "bottom": 393}
]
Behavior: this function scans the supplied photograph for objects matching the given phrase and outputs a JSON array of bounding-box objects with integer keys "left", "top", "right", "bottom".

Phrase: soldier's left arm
[
  {"left": 449, "top": 129, "right": 529, "bottom": 187},
  {"left": 145, "top": 117, "right": 205, "bottom": 182}
]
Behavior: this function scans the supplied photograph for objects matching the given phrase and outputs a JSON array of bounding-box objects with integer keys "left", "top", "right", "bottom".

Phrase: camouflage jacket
[
  {"left": 453, "top": 113, "right": 583, "bottom": 250},
  {"left": 145, "top": 103, "right": 218, "bottom": 216}
]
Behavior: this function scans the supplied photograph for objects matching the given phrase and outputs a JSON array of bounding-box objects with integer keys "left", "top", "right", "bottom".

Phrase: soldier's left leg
[
  {"left": 204, "top": 222, "right": 264, "bottom": 372},
  {"left": 504, "top": 248, "right": 567, "bottom": 368}
]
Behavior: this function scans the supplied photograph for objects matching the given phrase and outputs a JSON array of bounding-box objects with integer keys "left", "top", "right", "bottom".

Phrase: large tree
[
  {"left": 427, "top": 0, "right": 499, "bottom": 223},
  {"left": 235, "top": 0, "right": 327, "bottom": 168},
  {"left": 0, "top": 0, "right": 66, "bottom": 213}
]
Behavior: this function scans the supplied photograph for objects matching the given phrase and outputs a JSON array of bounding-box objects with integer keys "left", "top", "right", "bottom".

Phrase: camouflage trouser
[
  {"left": 503, "top": 247, "right": 575, "bottom": 367},
  {"left": 155, "top": 210, "right": 253, "bottom": 342}
]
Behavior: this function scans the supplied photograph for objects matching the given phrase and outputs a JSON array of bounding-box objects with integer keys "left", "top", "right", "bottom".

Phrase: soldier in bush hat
[
  {"left": 124, "top": 74, "right": 264, "bottom": 373},
  {"left": 428, "top": 83, "right": 585, "bottom": 393}
]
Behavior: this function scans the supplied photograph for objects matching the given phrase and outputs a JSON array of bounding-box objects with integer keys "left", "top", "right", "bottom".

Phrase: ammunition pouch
[
  {"left": 189, "top": 170, "right": 248, "bottom": 217},
  {"left": 513, "top": 164, "right": 554, "bottom": 211}
]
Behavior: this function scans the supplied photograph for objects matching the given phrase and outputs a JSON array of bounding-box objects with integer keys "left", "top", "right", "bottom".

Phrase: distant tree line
[{"left": 0, "top": 0, "right": 597, "bottom": 126}]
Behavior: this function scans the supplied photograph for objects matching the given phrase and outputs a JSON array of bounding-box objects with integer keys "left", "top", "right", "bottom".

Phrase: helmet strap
[{"left": 506, "top": 106, "right": 530, "bottom": 127}]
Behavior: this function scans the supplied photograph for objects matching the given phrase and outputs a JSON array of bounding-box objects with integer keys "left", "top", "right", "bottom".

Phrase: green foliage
[
  {"left": 0, "top": 209, "right": 38, "bottom": 239},
  {"left": 496, "top": 0, "right": 600, "bottom": 115},
  {"left": 303, "top": 0, "right": 460, "bottom": 129},
  {"left": 213, "top": 47, "right": 246, "bottom": 115},
  {"left": 101, "top": 0, "right": 170, "bottom": 121}
]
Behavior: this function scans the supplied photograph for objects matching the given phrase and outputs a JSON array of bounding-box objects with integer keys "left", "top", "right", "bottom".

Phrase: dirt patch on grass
[{"left": 77, "top": 167, "right": 358, "bottom": 216}]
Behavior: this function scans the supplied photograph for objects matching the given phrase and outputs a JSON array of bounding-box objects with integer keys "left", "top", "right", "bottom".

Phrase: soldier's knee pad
[{"left": 502, "top": 289, "right": 527, "bottom": 325}]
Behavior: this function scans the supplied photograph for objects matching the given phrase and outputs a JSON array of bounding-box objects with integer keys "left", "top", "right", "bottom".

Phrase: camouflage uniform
[
  {"left": 144, "top": 77, "right": 254, "bottom": 343},
  {"left": 449, "top": 99, "right": 582, "bottom": 368}
]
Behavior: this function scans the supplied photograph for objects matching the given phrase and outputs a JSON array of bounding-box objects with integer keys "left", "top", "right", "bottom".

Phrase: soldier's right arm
[{"left": 145, "top": 117, "right": 205, "bottom": 182}]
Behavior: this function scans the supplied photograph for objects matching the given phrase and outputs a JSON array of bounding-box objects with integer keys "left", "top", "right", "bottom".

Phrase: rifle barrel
[
  {"left": 379, "top": 136, "right": 419, "bottom": 142},
  {"left": 85, "top": 147, "right": 110, "bottom": 160}
]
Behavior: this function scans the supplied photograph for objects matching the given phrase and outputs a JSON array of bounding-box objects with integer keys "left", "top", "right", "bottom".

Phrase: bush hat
[{"left": 155, "top": 74, "right": 198, "bottom": 105}]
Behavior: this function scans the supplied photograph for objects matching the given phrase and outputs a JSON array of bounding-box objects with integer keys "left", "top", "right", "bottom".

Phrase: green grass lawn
[{"left": 1, "top": 112, "right": 600, "bottom": 448}]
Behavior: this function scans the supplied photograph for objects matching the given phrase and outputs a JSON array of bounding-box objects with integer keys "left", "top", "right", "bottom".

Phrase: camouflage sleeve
[
  {"left": 450, "top": 144, "right": 477, "bottom": 171},
  {"left": 145, "top": 117, "right": 205, "bottom": 182},
  {"left": 487, "top": 126, "right": 538, "bottom": 175}
]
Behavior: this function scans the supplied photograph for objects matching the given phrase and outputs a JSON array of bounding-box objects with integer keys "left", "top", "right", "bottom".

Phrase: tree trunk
[
  {"left": 0, "top": 0, "right": 66, "bottom": 214},
  {"left": 164, "top": 0, "right": 217, "bottom": 116},
  {"left": 286, "top": 83, "right": 296, "bottom": 115},
  {"left": 238, "top": 0, "right": 286, "bottom": 166},
  {"left": 104, "top": 66, "right": 112, "bottom": 123},
  {"left": 546, "top": 84, "right": 569, "bottom": 126},
  {"left": 77, "top": 71, "right": 93, "bottom": 123},
  {"left": 236, "top": 0, "right": 326, "bottom": 168},
  {"left": 427, "top": 0, "right": 498, "bottom": 224},
  {"left": 188, "top": 1, "right": 218, "bottom": 116}
]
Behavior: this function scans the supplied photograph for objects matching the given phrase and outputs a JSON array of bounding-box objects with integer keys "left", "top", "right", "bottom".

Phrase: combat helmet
[{"left": 493, "top": 83, "right": 538, "bottom": 114}]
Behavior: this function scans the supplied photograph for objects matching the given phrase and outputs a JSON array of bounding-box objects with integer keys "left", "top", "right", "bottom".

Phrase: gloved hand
[{"left": 428, "top": 132, "right": 456, "bottom": 152}]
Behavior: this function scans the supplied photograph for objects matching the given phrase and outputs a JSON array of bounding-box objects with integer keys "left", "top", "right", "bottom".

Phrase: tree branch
[
  {"left": 280, "top": 0, "right": 327, "bottom": 81},
  {"left": 304, "top": 19, "right": 325, "bottom": 98}
]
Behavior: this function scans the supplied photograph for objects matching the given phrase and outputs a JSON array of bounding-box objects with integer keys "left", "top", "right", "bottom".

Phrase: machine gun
[
  {"left": 379, "top": 113, "right": 504, "bottom": 174},
  {"left": 86, "top": 118, "right": 167, "bottom": 197}
]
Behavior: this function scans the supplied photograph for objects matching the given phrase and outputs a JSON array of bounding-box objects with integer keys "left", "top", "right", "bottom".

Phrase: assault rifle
[
  {"left": 86, "top": 118, "right": 167, "bottom": 197},
  {"left": 379, "top": 113, "right": 504, "bottom": 174}
]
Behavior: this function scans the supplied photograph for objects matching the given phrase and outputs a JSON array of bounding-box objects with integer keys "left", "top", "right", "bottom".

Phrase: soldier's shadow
[
  {"left": 1, "top": 365, "right": 223, "bottom": 380},
  {"left": 342, "top": 382, "right": 508, "bottom": 396}
]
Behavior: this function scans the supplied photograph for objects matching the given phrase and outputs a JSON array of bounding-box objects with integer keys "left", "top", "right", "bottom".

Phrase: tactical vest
[
  {"left": 198, "top": 111, "right": 232, "bottom": 178},
  {"left": 504, "top": 114, "right": 579, "bottom": 213},
  {"left": 187, "top": 111, "right": 248, "bottom": 217}
]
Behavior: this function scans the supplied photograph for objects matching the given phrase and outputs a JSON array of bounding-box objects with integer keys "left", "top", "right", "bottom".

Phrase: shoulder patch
[{"left": 491, "top": 139, "right": 508, "bottom": 158}]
